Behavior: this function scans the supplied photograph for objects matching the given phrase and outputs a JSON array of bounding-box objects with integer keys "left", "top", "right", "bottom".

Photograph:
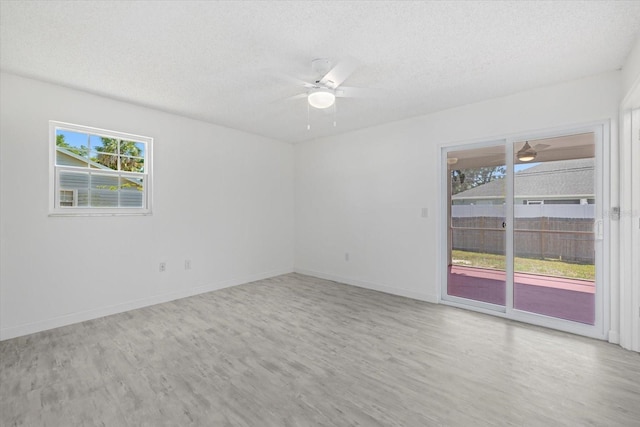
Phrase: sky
[{"left": 515, "top": 163, "right": 539, "bottom": 172}]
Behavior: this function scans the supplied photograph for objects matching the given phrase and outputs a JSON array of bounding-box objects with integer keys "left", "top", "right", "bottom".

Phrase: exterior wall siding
[{"left": 57, "top": 150, "right": 143, "bottom": 208}]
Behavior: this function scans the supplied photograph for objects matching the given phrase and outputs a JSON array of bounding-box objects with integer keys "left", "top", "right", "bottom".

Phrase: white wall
[
  {"left": 622, "top": 35, "right": 640, "bottom": 106},
  {"left": 619, "top": 35, "right": 640, "bottom": 351},
  {"left": 0, "top": 69, "right": 630, "bottom": 344},
  {"left": 0, "top": 73, "right": 294, "bottom": 340},
  {"left": 294, "top": 71, "right": 621, "bottom": 311}
]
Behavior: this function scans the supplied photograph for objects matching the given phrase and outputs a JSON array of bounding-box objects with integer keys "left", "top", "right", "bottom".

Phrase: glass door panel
[
  {"left": 512, "top": 133, "right": 596, "bottom": 324},
  {"left": 447, "top": 145, "right": 506, "bottom": 307}
]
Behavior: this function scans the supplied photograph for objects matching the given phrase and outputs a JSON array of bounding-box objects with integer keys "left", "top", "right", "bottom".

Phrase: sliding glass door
[
  {"left": 446, "top": 143, "right": 506, "bottom": 309},
  {"left": 512, "top": 134, "right": 596, "bottom": 325},
  {"left": 441, "top": 126, "right": 605, "bottom": 337}
]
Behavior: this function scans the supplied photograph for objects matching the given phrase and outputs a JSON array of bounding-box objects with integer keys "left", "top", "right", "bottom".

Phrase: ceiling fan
[
  {"left": 283, "top": 57, "right": 373, "bottom": 110},
  {"left": 516, "top": 141, "right": 550, "bottom": 162},
  {"left": 447, "top": 142, "right": 552, "bottom": 169},
  {"left": 480, "top": 142, "right": 551, "bottom": 164}
]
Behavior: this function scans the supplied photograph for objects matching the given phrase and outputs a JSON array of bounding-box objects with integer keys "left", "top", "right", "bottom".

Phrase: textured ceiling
[{"left": 2, "top": 1, "right": 640, "bottom": 143}]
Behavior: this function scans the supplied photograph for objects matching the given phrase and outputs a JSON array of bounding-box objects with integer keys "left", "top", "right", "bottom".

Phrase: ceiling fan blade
[
  {"left": 269, "top": 92, "right": 307, "bottom": 105},
  {"left": 272, "top": 70, "right": 316, "bottom": 89},
  {"left": 336, "top": 86, "right": 378, "bottom": 98},
  {"left": 320, "top": 57, "right": 359, "bottom": 89},
  {"left": 283, "top": 93, "right": 308, "bottom": 102},
  {"left": 533, "top": 143, "right": 551, "bottom": 150}
]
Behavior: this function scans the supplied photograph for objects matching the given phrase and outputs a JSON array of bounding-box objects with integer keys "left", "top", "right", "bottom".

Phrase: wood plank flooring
[{"left": 1, "top": 273, "right": 639, "bottom": 426}]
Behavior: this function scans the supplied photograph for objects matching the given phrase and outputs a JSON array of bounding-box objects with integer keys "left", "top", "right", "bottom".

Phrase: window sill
[{"left": 48, "top": 210, "right": 152, "bottom": 217}]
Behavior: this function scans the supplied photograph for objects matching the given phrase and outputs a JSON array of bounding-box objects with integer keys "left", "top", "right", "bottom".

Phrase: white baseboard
[
  {"left": 0, "top": 267, "right": 293, "bottom": 341},
  {"left": 294, "top": 268, "right": 438, "bottom": 303},
  {"left": 608, "top": 330, "right": 620, "bottom": 344}
]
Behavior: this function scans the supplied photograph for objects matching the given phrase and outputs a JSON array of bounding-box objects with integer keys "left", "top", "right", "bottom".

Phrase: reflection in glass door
[
  {"left": 446, "top": 144, "right": 506, "bottom": 308},
  {"left": 512, "top": 134, "right": 596, "bottom": 324}
]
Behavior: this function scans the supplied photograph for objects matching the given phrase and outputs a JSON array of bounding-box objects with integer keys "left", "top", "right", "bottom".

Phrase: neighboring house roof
[
  {"left": 56, "top": 147, "right": 142, "bottom": 188},
  {"left": 56, "top": 146, "right": 114, "bottom": 170},
  {"left": 452, "top": 158, "right": 594, "bottom": 200}
]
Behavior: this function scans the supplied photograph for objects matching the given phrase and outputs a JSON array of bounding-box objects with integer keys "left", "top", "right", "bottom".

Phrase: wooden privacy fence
[{"left": 452, "top": 216, "right": 595, "bottom": 263}]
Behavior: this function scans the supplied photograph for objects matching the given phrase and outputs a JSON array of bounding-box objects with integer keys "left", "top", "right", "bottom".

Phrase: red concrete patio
[{"left": 447, "top": 265, "right": 595, "bottom": 325}]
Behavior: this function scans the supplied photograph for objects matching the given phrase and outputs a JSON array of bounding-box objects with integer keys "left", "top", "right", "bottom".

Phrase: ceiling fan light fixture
[
  {"left": 517, "top": 141, "right": 537, "bottom": 162},
  {"left": 308, "top": 88, "right": 335, "bottom": 109}
]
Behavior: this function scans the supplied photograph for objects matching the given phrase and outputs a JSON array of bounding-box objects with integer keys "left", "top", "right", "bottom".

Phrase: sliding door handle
[{"left": 594, "top": 219, "right": 604, "bottom": 240}]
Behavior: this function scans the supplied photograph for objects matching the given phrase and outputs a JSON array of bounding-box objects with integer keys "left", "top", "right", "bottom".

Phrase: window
[
  {"left": 59, "top": 189, "right": 77, "bottom": 207},
  {"left": 50, "top": 121, "right": 152, "bottom": 215}
]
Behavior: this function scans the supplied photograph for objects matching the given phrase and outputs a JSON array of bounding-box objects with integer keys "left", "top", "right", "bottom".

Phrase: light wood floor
[{"left": 1, "top": 273, "right": 639, "bottom": 426}]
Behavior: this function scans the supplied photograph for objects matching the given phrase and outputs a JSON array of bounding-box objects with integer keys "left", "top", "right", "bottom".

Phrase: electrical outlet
[
  {"left": 185, "top": 260, "right": 191, "bottom": 270},
  {"left": 345, "top": 252, "right": 350, "bottom": 262},
  {"left": 159, "top": 262, "right": 166, "bottom": 272}
]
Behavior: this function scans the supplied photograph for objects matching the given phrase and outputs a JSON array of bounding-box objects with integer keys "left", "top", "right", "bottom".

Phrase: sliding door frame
[
  {"left": 439, "top": 138, "right": 508, "bottom": 314},
  {"left": 438, "top": 121, "right": 610, "bottom": 340},
  {"left": 619, "top": 108, "right": 640, "bottom": 351}
]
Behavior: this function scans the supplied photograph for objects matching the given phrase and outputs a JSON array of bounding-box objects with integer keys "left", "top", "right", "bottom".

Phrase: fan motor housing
[{"left": 311, "top": 58, "right": 332, "bottom": 77}]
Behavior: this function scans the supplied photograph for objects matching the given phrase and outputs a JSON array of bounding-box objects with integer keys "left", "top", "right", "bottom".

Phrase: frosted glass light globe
[{"left": 308, "top": 88, "right": 336, "bottom": 109}]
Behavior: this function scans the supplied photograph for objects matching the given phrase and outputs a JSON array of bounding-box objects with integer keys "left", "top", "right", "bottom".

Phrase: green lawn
[{"left": 451, "top": 250, "right": 595, "bottom": 281}]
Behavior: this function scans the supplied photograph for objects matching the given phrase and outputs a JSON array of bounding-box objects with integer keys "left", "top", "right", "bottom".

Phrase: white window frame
[{"left": 49, "top": 121, "right": 153, "bottom": 216}]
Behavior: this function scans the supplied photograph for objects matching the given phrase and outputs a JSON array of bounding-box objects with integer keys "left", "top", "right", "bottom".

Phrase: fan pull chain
[
  {"left": 307, "top": 102, "right": 311, "bottom": 130},
  {"left": 333, "top": 101, "right": 337, "bottom": 127}
]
